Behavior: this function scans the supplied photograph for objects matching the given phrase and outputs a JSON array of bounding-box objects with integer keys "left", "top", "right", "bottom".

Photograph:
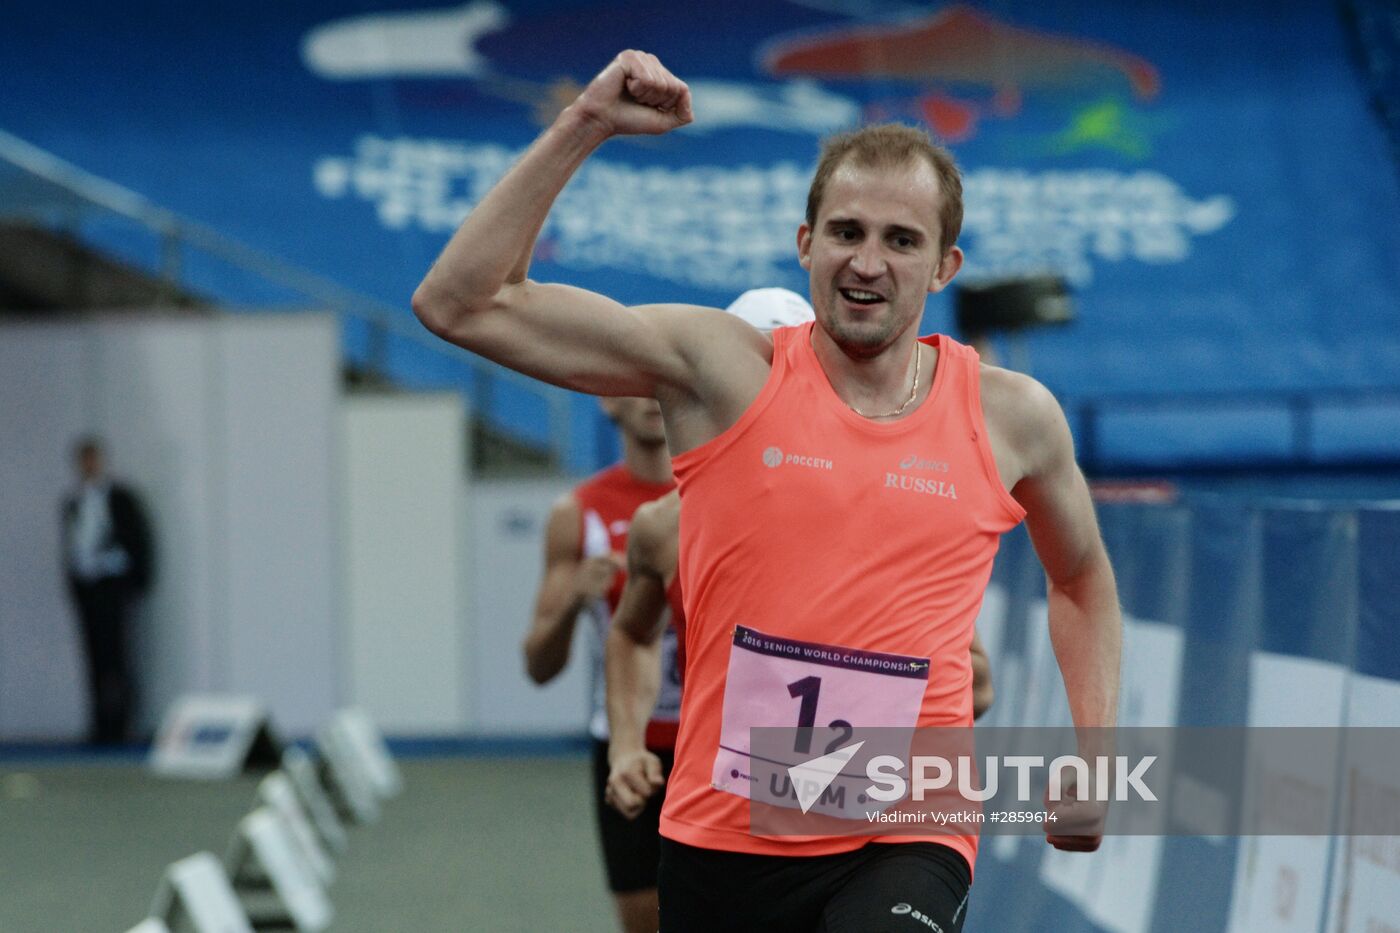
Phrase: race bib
[{"left": 712, "top": 624, "right": 930, "bottom": 800}]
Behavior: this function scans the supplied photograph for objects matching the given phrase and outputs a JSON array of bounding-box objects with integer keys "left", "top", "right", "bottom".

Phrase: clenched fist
[
  {"left": 606, "top": 747, "right": 667, "bottom": 819},
  {"left": 574, "top": 553, "right": 624, "bottom": 602},
  {"left": 568, "top": 50, "right": 694, "bottom": 138}
]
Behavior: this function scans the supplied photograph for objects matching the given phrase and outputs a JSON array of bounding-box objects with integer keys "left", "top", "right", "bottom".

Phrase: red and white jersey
[{"left": 573, "top": 464, "right": 680, "bottom": 748}]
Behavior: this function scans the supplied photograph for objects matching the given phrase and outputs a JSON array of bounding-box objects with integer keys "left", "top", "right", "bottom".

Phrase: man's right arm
[
  {"left": 523, "top": 495, "right": 619, "bottom": 685},
  {"left": 411, "top": 51, "right": 702, "bottom": 399}
]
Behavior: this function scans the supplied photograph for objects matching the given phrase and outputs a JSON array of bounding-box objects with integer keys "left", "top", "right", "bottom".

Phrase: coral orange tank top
[{"left": 660, "top": 323, "right": 1024, "bottom": 869}]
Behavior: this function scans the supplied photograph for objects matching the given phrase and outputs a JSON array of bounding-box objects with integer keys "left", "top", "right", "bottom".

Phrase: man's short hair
[{"left": 805, "top": 123, "right": 964, "bottom": 256}]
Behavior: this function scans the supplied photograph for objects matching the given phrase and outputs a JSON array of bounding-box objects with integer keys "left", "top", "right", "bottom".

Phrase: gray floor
[{"left": 1, "top": 755, "right": 617, "bottom": 933}]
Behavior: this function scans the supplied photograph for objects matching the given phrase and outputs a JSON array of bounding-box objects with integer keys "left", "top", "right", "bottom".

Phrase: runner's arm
[
  {"left": 605, "top": 508, "right": 670, "bottom": 751},
  {"left": 971, "top": 631, "right": 994, "bottom": 720},
  {"left": 1005, "top": 378, "right": 1120, "bottom": 851},
  {"left": 604, "top": 502, "right": 671, "bottom": 818},
  {"left": 412, "top": 51, "right": 705, "bottom": 398},
  {"left": 523, "top": 495, "right": 620, "bottom": 685},
  {"left": 1012, "top": 380, "right": 1122, "bottom": 734}
]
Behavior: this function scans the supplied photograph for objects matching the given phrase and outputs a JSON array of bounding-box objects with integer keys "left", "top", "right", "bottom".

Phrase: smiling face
[{"left": 798, "top": 158, "right": 962, "bottom": 358}]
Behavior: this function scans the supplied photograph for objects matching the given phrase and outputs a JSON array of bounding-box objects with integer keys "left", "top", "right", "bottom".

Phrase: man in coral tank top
[{"left": 415, "top": 50, "right": 1122, "bottom": 933}]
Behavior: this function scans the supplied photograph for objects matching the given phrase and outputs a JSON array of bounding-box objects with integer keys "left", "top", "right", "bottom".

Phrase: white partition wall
[
  {"left": 87, "top": 317, "right": 226, "bottom": 737},
  {"left": 0, "top": 312, "right": 340, "bottom": 739},
  {"left": 467, "top": 479, "right": 590, "bottom": 734},
  {"left": 215, "top": 317, "right": 340, "bottom": 734},
  {"left": 339, "top": 393, "right": 469, "bottom": 733},
  {"left": 0, "top": 327, "right": 92, "bottom": 737}
]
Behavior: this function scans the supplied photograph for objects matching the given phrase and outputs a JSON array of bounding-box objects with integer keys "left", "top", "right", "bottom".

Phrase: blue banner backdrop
[{"left": 2, "top": 0, "right": 1398, "bottom": 468}]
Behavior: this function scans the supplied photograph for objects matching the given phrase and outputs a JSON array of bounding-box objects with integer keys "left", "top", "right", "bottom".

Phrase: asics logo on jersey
[{"left": 899, "top": 454, "right": 950, "bottom": 473}]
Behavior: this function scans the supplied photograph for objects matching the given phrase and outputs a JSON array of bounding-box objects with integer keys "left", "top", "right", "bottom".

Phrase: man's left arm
[
  {"left": 998, "top": 374, "right": 1121, "bottom": 850},
  {"left": 1010, "top": 381, "right": 1121, "bottom": 733}
]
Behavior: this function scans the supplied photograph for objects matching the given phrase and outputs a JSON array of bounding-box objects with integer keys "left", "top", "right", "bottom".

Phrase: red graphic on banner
[{"left": 762, "top": 5, "right": 1159, "bottom": 143}]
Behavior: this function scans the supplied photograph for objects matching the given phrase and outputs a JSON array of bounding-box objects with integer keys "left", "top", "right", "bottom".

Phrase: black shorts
[
  {"left": 591, "top": 739, "right": 675, "bottom": 893},
  {"left": 657, "top": 837, "right": 971, "bottom": 933}
]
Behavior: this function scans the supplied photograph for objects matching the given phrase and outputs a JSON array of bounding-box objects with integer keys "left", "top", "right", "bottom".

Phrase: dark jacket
[{"left": 62, "top": 483, "right": 155, "bottom": 596}]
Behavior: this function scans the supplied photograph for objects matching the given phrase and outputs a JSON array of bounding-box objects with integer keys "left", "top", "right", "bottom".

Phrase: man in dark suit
[{"left": 61, "top": 437, "right": 154, "bottom": 744}]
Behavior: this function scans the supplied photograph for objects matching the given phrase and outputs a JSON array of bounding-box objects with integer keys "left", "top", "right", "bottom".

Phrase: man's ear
[
  {"left": 797, "top": 224, "right": 813, "bottom": 271},
  {"left": 929, "top": 245, "right": 964, "bottom": 294}
]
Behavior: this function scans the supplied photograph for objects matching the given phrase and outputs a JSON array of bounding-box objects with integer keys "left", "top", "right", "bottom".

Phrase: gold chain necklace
[{"left": 848, "top": 345, "right": 921, "bottom": 419}]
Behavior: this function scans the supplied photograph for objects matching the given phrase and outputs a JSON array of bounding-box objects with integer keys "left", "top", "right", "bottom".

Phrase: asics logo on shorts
[{"left": 890, "top": 902, "right": 943, "bottom": 932}]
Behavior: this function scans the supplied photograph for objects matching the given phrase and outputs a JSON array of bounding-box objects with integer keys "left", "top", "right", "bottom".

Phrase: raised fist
[{"left": 569, "top": 50, "right": 693, "bottom": 137}]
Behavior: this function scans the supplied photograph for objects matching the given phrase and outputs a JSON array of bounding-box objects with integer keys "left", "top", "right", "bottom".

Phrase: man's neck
[{"left": 810, "top": 327, "right": 932, "bottom": 418}]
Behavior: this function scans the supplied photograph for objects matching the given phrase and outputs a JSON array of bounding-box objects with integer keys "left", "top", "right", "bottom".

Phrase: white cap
[{"left": 723, "top": 287, "right": 816, "bottom": 332}]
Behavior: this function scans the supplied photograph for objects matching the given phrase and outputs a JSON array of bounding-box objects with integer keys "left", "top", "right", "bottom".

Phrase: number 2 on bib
[{"left": 711, "top": 624, "right": 929, "bottom": 799}]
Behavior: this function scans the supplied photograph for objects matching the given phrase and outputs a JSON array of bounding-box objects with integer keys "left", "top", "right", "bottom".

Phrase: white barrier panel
[
  {"left": 1028, "top": 596, "right": 1098, "bottom": 911},
  {"left": 124, "top": 920, "right": 170, "bottom": 933},
  {"left": 282, "top": 746, "right": 348, "bottom": 855},
  {"left": 1327, "top": 673, "right": 1400, "bottom": 933},
  {"left": 331, "top": 708, "right": 402, "bottom": 798},
  {"left": 259, "top": 773, "right": 336, "bottom": 886},
  {"left": 1227, "top": 652, "right": 1347, "bottom": 933},
  {"left": 227, "top": 807, "right": 333, "bottom": 932},
  {"left": 150, "top": 695, "right": 280, "bottom": 780},
  {"left": 1083, "top": 617, "right": 1186, "bottom": 933},
  {"left": 147, "top": 851, "right": 253, "bottom": 933},
  {"left": 317, "top": 722, "right": 381, "bottom": 824}
]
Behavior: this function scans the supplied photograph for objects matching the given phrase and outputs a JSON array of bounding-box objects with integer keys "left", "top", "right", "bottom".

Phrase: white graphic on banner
[
  {"left": 314, "top": 136, "right": 1235, "bottom": 290},
  {"left": 302, "top": 1, "right": 509, "bottom": 80},
  {"left": 300, "top": 4, "right": 860, "bottom": 135},
  {"left": 961, "top": 169, "right": 1235, "bottom": 284},
  {"left": 681, "top": 80, "right": 859, "bottom": 135}
]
